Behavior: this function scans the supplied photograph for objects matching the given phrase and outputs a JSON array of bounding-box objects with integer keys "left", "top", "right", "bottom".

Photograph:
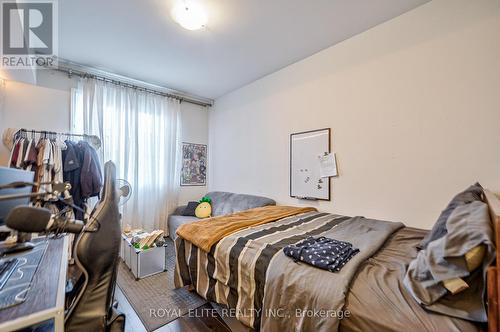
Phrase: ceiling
[{"left": 59, "top": 0, "right": 429, "bottom": 100}]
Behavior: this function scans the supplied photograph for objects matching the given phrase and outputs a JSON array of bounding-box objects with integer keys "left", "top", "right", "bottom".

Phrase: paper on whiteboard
[{"left": 318, "top": 153, "right": 338, "bottom": 178}]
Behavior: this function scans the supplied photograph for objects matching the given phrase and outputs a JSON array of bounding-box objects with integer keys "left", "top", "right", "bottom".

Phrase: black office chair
[{"left": 65, "top": 161, "right": 125, "bottom": 332}]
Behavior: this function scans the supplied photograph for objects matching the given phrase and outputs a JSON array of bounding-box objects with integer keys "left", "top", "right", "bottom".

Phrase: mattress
[
  {"left": 175, "top": 214, "right": 485, "bottom": 332},
  {"left": 340, "top": 227, "right": 484, "bottom": 332}
]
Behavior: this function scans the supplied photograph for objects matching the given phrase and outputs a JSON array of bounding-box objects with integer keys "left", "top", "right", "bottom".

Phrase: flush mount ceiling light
[{"left": 171, "top": 1, "right": 208, "bottom": 31}]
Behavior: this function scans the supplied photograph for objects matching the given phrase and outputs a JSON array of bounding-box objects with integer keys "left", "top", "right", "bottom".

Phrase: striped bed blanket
[{"left": 174, "top": 210, "right": 403, "bottom": 331}]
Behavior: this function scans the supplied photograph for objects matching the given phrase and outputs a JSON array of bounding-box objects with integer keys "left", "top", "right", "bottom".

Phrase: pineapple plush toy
[{"left": 195, "top": 196, "right": 212, "bottom": 219}]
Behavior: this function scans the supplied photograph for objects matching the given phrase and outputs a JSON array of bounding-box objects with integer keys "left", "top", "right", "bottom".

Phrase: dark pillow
[
  {"left": 418, "top": 183, "right": 484, "bottom": 250},
  {"left": 182, "top": 202, "right": 199, "bottom": 216}
]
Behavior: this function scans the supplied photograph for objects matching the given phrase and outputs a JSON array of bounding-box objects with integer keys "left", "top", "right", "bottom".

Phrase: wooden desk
[{"left": 0, "top": 236, "right": 69, "bottom": 332}]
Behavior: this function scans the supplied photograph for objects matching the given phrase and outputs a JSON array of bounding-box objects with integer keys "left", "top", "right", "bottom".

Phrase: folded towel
[{"left": 283, "top": 236, "right": 359, "bottom": 272}]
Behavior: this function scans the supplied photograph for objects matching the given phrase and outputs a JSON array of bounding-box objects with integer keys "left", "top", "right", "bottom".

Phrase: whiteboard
[{"left": 290, "top": 128, "right": 331, "bottom": 200}]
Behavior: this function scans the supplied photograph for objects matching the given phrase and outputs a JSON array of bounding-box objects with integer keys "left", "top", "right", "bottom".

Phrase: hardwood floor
[
  {"left": 69, "top": 250, "right": 233, "bottom": 331},
  {"left": 114, "top": 286, "right": 232, "bottom": 332},
  {"left": 68, "top": 245, "right": 234, "bottom": 332}
]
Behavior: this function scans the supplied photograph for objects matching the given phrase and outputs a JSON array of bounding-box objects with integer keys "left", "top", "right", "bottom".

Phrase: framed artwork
[
  {"left": 290, "top": 128, "right": 331, "bottom": 201},
  {"left": 181, "top": 142, "right": 207, "bottom": 186}
]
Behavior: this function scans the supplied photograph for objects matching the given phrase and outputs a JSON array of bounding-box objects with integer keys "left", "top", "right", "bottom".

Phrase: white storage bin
[
  {"left": 120, "top": 234, "right": 126, "bottom": 259},
  {"left": 121, "top": 234, "right": 167, "bottom": 279},
  {"left": 129, "top": 245, "right": 167, "bottom": 280},
  {"left": 122, "top": 236, "right": 132, "bottom": 268}
]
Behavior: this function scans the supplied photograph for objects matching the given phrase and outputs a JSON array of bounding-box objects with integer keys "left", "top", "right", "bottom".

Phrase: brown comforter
[
  {"left": 340, "top": 227, "right": 483, "bottom": 332},
  {"left": 176, "top": 205, "right": 316, "bottom": 252}
]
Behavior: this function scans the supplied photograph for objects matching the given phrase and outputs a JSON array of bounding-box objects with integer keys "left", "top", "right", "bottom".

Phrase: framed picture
[
  {"left": 290, "top": 128, "right": 331, "bottom": 201},
  {"left": 181, "top": 142, "right": 207, "bottom": 186}
]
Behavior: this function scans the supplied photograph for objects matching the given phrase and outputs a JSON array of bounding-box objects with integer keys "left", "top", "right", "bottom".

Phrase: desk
[{"left": 0, "top": 236, "right": 69, "bottom": 332}]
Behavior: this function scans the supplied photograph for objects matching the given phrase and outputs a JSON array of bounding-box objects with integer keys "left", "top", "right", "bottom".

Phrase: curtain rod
[{"left": 46, "top": 60, "right": 213, "bottom": 108}]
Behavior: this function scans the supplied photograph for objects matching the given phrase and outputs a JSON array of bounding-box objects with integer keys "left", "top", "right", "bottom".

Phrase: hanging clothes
[
  {"left": 52, "top": 139, "right": 66, "bottom": 184},
  {"left": 9, "top": 138, "right": 22, "bottom": 168},
  {"left": 37, "top": 138, "right": 54, "bottom": 196},
  {"left": 23, "top": 139, "right": 37, "bottom": 171},
  {"left": 61, "top": 140, "right": 102, "bottom": 219},
  {"left": 63, "top": 140, "right": 85, "bottom": 219},
  {"left": 79, "top": 140, "right": 102, "bottom": 198},
  {"left": 15, "top": 138, "right": 27, "bottom": 168},
  {"left": 5, "top": 130, "right": 103, "bottom": 220}
]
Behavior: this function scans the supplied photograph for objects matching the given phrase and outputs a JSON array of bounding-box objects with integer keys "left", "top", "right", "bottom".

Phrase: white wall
[
  {"left": 0, "top": 79, "right": 71, "bottom": 165},
  {"left": 178, "top": 102, "right": 210, "bottom": 205},
  {"left": 209, "top": 0, "right": 500, "bottom": 229},
  {"left": 0, "top": 71, "right": 209, "bottom": 203}
]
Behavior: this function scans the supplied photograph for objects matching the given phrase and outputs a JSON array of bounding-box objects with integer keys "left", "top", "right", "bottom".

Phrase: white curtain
[{"left": 71, "top": 78, "right": 182, "bottom": 231}]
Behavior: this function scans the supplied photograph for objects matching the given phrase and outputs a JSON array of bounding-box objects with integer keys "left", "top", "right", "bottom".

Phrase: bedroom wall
[
  {"left": 178, "top": 102, "right": 210, "bottom": 204},
  {"left": 0, "top": 78, "right": 71, "bottom": 166},
  {"left": 208, "top": 0, "right": 500, "bottom": 229},
  {"left": 0, "top": 71, "right": 209, "bottom": 204}
]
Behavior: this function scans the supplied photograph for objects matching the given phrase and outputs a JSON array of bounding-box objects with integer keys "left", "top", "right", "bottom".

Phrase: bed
[{"left": 174, "top": 189, "right": 500, "bottom": 331}]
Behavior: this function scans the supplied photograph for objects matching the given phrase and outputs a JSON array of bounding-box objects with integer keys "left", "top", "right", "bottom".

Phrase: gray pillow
[
  {"left": 206, "top": 192, "right": 275, "bottom": 216},
  {"left": 418, "top": 183, "right": 484, "bottom": 250},
  {"left": 182, "top": 201, "right": 199, "bottom": 217},
  {"left": 405, "top": 201, "right": 495, "bottom": 322}
]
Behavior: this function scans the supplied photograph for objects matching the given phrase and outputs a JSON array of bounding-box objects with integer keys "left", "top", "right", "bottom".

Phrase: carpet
[{"left": 116, "top": 238, "right": 206, "bottom": 331}]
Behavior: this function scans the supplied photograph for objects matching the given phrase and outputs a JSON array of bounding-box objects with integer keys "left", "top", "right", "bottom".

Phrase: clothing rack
[
  {"left": 14, "top": 128, "right": 101, "bottom": 150},
  {"left": 8, "top": 128, "right": 104, "bottom": 221}
]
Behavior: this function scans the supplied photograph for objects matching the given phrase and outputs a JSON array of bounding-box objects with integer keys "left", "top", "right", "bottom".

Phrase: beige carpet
[{"left": 116, "top": 239, "right": 206, "bottom": 331}]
